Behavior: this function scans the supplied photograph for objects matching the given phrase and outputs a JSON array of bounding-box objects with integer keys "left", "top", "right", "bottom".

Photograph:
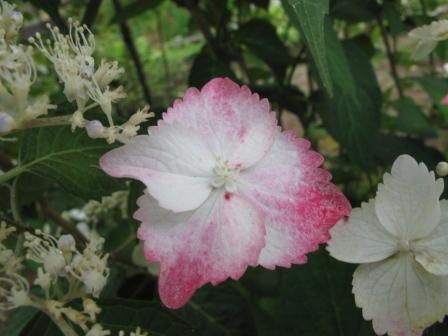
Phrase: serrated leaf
[
  {"left": 281, "top": 0, "right": 333, "bottom": 95},
  {"left": 392, "top": 96, "right": 436, "bottom": 137},
  {"left": 18, "top": 126, "right": 124, "bottom": 201},
  {"left": 236, "top": 19, "right": 291, "bottom": 81}
]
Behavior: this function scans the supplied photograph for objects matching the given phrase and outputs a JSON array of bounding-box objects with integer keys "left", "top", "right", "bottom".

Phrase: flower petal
[
  {"left": 238, "top": 132, "right": 351, "bottom": 268},
  {"left": 135, "top": 191, "right": 265, "bottom": 309},
  {"left": 413, "top": 200, "right": 448, "bottom": 275},
  {"left": 327, "top": 200, "right": 398, "bottom": 263},
  {"left": 353, "top": 253, "right": 448, "bottom": 336},
  {"left": 162, "top": 78, "right": 278, "bottom": 169},
  {"left": 375, "top": 154, "right": 443, "bottom": 241},
  {"left": 100, "top": 123, "right": 215, "bottom": 212}
]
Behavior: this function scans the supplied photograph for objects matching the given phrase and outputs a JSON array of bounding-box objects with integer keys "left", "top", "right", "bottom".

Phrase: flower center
[
  {"left": 211, "top": 158, "right": 240, "bottom": 193},
  {"left": 398, "top": 239, "right": 411, "bottom": 252}
]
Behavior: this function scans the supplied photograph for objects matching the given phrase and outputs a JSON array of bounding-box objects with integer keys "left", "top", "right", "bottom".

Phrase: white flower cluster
[
  {"left": 29, "top": 18, "right": 153, "bottom": 143},
  {"left": 0, "top": 222, "right": 111, "bottom": 335},
  {"left": 0, "top": 0, "right": 55, "bottom": 134}
]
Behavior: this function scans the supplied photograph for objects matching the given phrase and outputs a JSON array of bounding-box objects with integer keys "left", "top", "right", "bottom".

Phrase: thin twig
[
  {"left": 111, "top": 0, "right": 152, "bottom": 105},
  {"left": 376, "top": 13, "right": 403, "bottom": 98},
  {"left": 38, "top": 197, "right": 87, "bottom": 244}
]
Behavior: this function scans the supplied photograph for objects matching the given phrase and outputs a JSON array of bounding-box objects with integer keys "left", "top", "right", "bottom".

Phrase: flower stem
[
  {"left": 19, "top": 116, "right": 73, "bottom": 129},
  {"left": 0, "top": 165, "right": 26, "bottom": 185}
]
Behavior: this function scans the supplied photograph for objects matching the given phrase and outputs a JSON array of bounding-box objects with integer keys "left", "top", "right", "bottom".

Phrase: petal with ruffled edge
[
  {"left": 375, "top": 155, "right": 444, "bottom": 241},
  {"left": 327, "top": 200, "right": 398, "bottom": 263},
  {"left": 413, "top": 200, "right": 448, "bottom": 275},
  {"left": 100, "top": 123, "right": 215, "bottom": 212},
  {"left": 353, "top": 253, "right": 448, "bottom": 336},
  {"left": 162, "top": 78, "right": 278, "bottom": 169},
  {"left": 135, "top": 191, "right": 265, "bottom": 309},
  {"left": 238, "top": 132, "right": 351, "bottom": 268}
]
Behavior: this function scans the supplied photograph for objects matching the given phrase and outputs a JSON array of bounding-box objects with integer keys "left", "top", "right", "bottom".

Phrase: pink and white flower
[{"left": 100, "top": 78, "right": 350, "bottom": 308}]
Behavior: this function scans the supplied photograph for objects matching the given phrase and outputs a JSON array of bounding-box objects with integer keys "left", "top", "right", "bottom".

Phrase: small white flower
[
  {"left": 86, "top": 324, "right": 111, "bottom": 336},
  {"left": 328, "top": 155, "right": 448, "bottom": 336},
  {"left": 83, "top": 297, "right": 101, "bottom": 321},
  {"left": 24, "top": 230, "right": 66, "bottom": 276},
  {"left": 0, "top": 1, "right": 23, "bottom": 41},
  {"left": 436, "top": 161, "right": 448, "bottom": 177},
  {"left": 86, "top": 120, "right": 105, "bottom": 139},
  {"left": 33, "top": 267, "right": 51, "bottom": 293},
  {"left": 409, "top": 20, "right": 448, "bottom": 60},
  {"left": 0, "top": 274, "right": 30, "bottom": 310},
  {"left": 130, "top": 327, "right": 148, "bottom": 336}
]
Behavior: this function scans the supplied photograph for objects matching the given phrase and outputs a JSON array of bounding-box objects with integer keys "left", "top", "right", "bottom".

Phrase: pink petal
[
  {"left": 441, "top": 95, "right": 448, "bottom": 105},
  {"left": 239, "top": 132, "right": 351, "bottom": 268},
  {"left": 162, "top": 78, "right": 278, "bottom": 169},
  {"left": 135, "top": 191, "right": 265, "bottom": 309},
  {"left": 100, "top": 123, "right": 215, "bottom": 212}
]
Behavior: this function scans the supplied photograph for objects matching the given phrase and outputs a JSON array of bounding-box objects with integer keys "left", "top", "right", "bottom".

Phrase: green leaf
[
  {"left": 235, "top": 19, "right": 291, "bottom": 81},
  {"left": 373, "top": 133, "right": 444, "bottom": 171},
  {"left": 281, "top": 0, "right": 333, "bottom": 95},
  {"left": 189, "top": 46, "right": 236, "bottom": 88},
  {"left": 110, "top": 0, "right": 164, "bottom": 23},
  {"left": 5, "top": 307, "right": 39, "bottom": 336},
  {"left": 383, "top": 2, "right": 404, "bottom": 37},
  {"left": 275, "top": 249, "right": 375, "bottom": 336},
  {"left": 392, "top": 97, "right": 436, "bottom": 137},
  {"left": 330, "top": 0, "right": 378, "bottom": 23},
  {"left": 18, "top": 126, "right": 124, "bottom": 201},
  {"left": 315, "top": 26, "right": 381, "bottom": 168},
  {"left": 411, "top": 76, "right": 448, "bottom": 104}
]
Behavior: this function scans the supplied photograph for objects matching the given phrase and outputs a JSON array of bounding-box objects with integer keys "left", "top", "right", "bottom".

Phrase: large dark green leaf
[
  {"left": 189, "top": 46, "right": 236, "bottom": 88},
  {"left": 237, "top": 251, "right": 376, "bottom": 336},
  {"left": 18, "top": 126, "right": 124, "bottom": 201},
  {"left": 274, "top": 249, "right": 375, "bottom": 336},
  {"left": 5, "top": 307, "right": 39, "bottom": 336},
  {"left": 330, "top": 0, "right": 378, "bottom": 23},
  {"left": 316, "top": 25, "right": 381, "bottom": 168},
  {"left": 373, "top": 133, "right": 444, "bottom": 171},
  {"left": 281, "top": 0, "right": 333, "bottom": 95},
  {"left": 392, "top": 97, "right": 436, "bottom": 137},
  {"left": 110, "top": 0, "right": 165, "bottom": 23},
  {"left": 235, "top": 19, "right": 291, "bottom": 81}
]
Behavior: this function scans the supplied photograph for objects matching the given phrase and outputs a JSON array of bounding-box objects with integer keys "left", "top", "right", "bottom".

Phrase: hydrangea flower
[
  {"left": 100, "top": 78, "right": 350, "bottom": 308},
  {"left": 327, "top": 155, "right": 448, "bottom": 336},
  {"left": 409, "top": 20, "right": 448, "bottom": 60}
]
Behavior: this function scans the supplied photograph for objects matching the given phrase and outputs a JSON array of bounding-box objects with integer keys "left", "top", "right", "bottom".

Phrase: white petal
[
  {"left": 412, "top": 40, "right": 438, "bottom": 61},
  {"left": 409, "top": 20, "right": 448, "bottom": 41},
  {"left": 162, "top": 78, "right": 278, "bottom": 169},
  {"left": 375, "top": 154, "right": 443, "bottom": 241},
  {"left": 353, "top": 253, "right": 448, "bottom": 336},
  {"left": 413, "top": 200, "right": 448, "bottom": 275},
  {"left": 327, "top": 200, "right": 398, "bottom": 263},
  {"left": 101, "top": 122, "right": 215, "bottom": 212}
]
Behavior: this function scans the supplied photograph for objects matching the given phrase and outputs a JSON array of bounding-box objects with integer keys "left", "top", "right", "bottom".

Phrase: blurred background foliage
[{"left": 3, "top": 0, "right": 448, "bottom": 334}]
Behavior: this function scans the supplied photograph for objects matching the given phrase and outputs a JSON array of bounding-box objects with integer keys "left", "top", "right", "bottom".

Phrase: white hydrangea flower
[
  {"left": 328, "top": 155, "right": 448, "bottom": 336},
  {"left": 409, "top": 20, "right": 448, "bottom": 60}
]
